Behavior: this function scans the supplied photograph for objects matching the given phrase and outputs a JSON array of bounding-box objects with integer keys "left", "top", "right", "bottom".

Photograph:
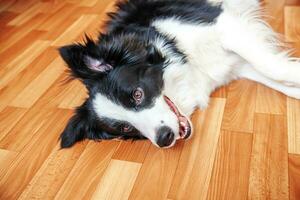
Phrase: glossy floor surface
[{"left": 0, "top": 0, "right": 300, "bottom": 199}]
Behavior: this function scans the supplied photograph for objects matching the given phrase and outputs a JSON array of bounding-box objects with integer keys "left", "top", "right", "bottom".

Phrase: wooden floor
[{"left": 0, "top": 0, "right": 300, "bottom": 199}]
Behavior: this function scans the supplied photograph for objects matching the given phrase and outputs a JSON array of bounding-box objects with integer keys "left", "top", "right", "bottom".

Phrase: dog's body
[{"left": 59, "top": 0, "right": 300, "bottom": 148}]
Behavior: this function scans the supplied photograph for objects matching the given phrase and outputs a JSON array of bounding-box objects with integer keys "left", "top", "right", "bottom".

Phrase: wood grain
[
  {"left": 18, "top": 142, "right": 87, "bottom": 200},
  {"left": 0, "top": 148, "right": 18, "bottom": 179},
  {"left": 10, "top": 57, "right": 64, "bottom": 108},
  {"left": 129, "top": 142, "right": 183, "bottom": 200},
  {"left": 0, "top": 40, "right": 50, "bottom": 88},
  {"left": 51, "top": 15, "right": 99, "bottom": 46},
  {"left": 288, "top": 154, "right": 300, "bottom": 200},
  {"left": 0, "top": 107, "right": 57, "bottom": 152},
  {"left": 91, "top": 160, "right": 141, "bottom": 200},
  {"left": 54, "top": 141, "right": 120, "bottom": 200},
  {"left": 8, "top": 2, "right": 48, "bottom": 26},
  {"left": 0, "top": 107, "right": 27, "bottom": 141},
  {"left": 0, "top": 109, "right": 73, "bottom": 200},
  {"left": 221, "top": 80, "right": 257, "bottom": 133},
  {"left": 0, "top": 13, "right": 49, "bottom": 54},
  {"left": 255, "top": 84, "right": 286, "bottom": 115},
  {"left": 207, "top": 131, "right": 253, "bottom": 200},
  {"left": 58, "top": 80, "right": 87, "bottom": 109},
  {"left": 287, "top": 97, "right": 300, "bottom": 154},
  {"left": 112, "top": 140, "right": 151, "bottom": 163},
  {"left": 0, "top": 1, "right": 299, "bottom": 199},
  {"left": 0, "top": 47, "right": 58, "bottom": 112},
  {"left": 248, "top": 114, "right": 289, "bottom": 200}
]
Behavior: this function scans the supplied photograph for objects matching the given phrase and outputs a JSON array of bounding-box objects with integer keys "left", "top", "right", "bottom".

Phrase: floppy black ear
[
  {"left": 60, "top": 112, "right": 87, "bottom": 148},
  {"left": 60, "top": 101, "right": 111, "bottom": 148},
  {"left": 60, "top": 101, "right": 90, "bottom": 148},
  {"left": 58, "top": 41, "right": 113, "bottom": 80}
]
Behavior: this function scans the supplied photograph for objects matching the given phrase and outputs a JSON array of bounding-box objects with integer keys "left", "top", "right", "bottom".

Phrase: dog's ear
[
  {"left": 60, "top": 102, "right": 114, "bottom": 148},
  {"left": 59, "top": 41, "right": 113, "bottom": 80}
]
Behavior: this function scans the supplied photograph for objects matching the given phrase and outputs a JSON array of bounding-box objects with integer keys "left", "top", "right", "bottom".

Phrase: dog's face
[{"left": 59, "top": 35, "right": 191, "bottom": 148}]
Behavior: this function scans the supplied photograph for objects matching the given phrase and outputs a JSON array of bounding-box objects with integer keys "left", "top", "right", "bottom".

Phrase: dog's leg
[
  {"left": 218, "top": 11, "right": 300, "bottom": 87},
  {"left": 236, "top": 63, "right": 300, "bottom": 99}
]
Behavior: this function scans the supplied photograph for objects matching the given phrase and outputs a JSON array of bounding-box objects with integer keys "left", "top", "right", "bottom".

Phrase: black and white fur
[{"left": 59, "top": 0, "right": 300, "bottom": 148}]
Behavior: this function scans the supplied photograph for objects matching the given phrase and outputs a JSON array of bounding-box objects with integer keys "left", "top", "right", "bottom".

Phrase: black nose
[{"left": 156, "top": 126, "right": 175, "bottom": 147}]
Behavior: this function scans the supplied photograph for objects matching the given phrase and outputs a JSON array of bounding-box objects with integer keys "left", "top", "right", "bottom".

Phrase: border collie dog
[{"left": 59, "top": 0, "right": 300, "bottom": 148}]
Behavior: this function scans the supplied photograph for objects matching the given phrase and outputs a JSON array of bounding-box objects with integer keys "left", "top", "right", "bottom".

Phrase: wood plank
[
  {"left": 36, "top": 3, "right": 83, "bottom": 31},
  {"left": 285, "top": 6, "right": 300, "bottom": 42},
  {"left": 0, "top": 148, "right": 18, "bottom": 180},
  {"left": 255, "top": 84, "right": 286, "bottom": 114},
  {"left": 27, "top": 74, "right": 73, "bottom": 109},
  {"left": 0, "top": 25, "right": 15, "bottom": 41},
  {"left": 0, "top": 13, "right": 49, "bottom": 54},
  {"left": 58, "top": 80, "right": 87, "bottom": 109},
  {"left": 0, "top": 109, "right": 73, "bottom": 200},
  {"left": 286, "top": 0, "right": 300, "bottom": 5},
  {"left": 6, "top": 0, "right": 37, "bottom": 13},
  {"left": 51, "top": 14, "right": 99, "bottom": 46},
  {"left": 289, "top": 154, "right": 300, "bottom": 200},
  {"left": 0, "top": 0, "right": 16, "bottom": 13},
  {"left": 10, "top": 57, "right": 65, "bottom": 108},
  {"left": 0, "top": 40, "right": 50, "bottom": 89},
  {"left": 112, "top": 140, "right": 151, "bottom": 163},
  {"left": 222, "top": 80, "right": 256, "bottom": 133},
  {"left": 0, "top": 107, "right": 58, "bottom": 152},
  {"left": 8, "top": 2, "right": 48, "bottom": 26},
  {"left": 18, "top": 142, "right": 87, "bottom": 200},
  {"left": 0, "top": 30, "right": 46, "bottom": 67},
  {"left": 0, "top": 11, "right": 18, "bottom": 27},
  {"left": 91, "top": 160, "right": 141, "bottom": 200},
  {"left": 248, "top": 114, "right": 289, "bottom": 200},
  {"left": 129, "top": 142, "right": 184, "bottom": 200},
  {"left": 168, "top": 98, "right": 226, "bottom": 200},
  {"left": 67, "top": 0, "right": 98, "bottom": 7},
  {"left": 287, "top": 97, "right": 300, "bottom": 154},
  {"left": 54, "top": 141, "right": 120, "bottom": 200},
  {"left": 0, "top": 47, "right": 58, "bottom": 112},
  {"left": 210, "top": 85, "right": 227, "bottom": 98},
  {"left": 207, "top": 131, "right": 252, "bottom": 200},
  {"left": 0, "top": 107, "right": 28, "bottom": 142}
]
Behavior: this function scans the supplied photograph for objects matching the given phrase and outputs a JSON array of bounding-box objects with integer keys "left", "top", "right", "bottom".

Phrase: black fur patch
[{"left": 106, "top": 0, "right": 223, "bottom": 33}]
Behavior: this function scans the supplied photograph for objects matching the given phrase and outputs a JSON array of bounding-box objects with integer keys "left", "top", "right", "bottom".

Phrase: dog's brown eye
[
  {"left": 122, "top": 124, "right": 133, "bottom": 133},
  {"left": 133, "top": 87, "right": 144, "bottom": 105}
]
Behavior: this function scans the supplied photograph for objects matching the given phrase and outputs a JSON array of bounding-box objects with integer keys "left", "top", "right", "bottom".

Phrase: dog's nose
[{"left": 156, "top": 126, "right": 175, "bottom": 147}]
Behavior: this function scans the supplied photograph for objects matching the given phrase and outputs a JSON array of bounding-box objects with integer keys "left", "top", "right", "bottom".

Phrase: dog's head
[{"left": 59, "top": 34, "right": 191, "bottom": 148}]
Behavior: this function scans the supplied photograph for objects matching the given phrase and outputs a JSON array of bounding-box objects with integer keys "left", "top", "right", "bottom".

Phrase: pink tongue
[
  {"left": 179, "top": 116, "right": 188, "bottom": 137},
  {"left": 164, "top": 96, "right": 189, "bottom": 138}
]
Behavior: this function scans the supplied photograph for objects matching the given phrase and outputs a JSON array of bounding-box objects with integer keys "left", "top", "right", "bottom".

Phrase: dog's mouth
[{"left": 164, "top": 96, "right": 192, "bottom": 139}]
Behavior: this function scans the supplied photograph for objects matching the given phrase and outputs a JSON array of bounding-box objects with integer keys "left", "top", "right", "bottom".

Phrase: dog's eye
[
  {"left": 132, "top": 87, "right": 144, "bottom": 105},
  {"left": 122, "top": 124, "right": 133, "bottom": 133}
]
